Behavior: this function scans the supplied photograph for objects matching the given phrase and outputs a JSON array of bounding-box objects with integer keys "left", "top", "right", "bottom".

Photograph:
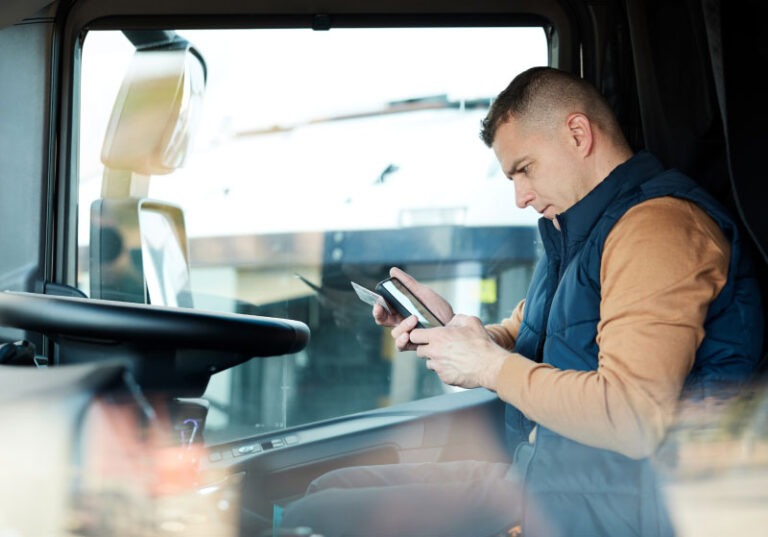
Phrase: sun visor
[
  {"left": 100, "top": 47, "right": 205, "bottom": 176},
  {"left": 0, "top": 1, "right": 54, "bottom": 30}
]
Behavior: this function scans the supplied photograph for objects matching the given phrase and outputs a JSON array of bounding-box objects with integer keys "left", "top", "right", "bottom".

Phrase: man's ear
[{"left": 566, "top": 113, "right": 594, "bottom": 156}]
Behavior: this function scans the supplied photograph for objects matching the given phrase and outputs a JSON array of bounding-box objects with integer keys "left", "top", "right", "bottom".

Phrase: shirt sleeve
[
  {"left": 494, "top": 197, "right": 730, "bottom": 458},
  {"left": 485, "top": 299, "right": 525, "bottom": 350}
]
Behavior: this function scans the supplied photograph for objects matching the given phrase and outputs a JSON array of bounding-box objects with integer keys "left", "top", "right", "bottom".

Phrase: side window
[{"left": 78, "top": 27, "right": 546, "bottom": 443}]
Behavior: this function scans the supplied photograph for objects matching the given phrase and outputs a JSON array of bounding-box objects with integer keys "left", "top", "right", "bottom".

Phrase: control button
[
  {"left": 209, "top": 451, "right": 223, "bottom": 462},
  {"left": 284, "top": 435, "right": 299, "bottom": 445},
  {"left": 234, "top": 444, "right": 262, "bottom": 457}
]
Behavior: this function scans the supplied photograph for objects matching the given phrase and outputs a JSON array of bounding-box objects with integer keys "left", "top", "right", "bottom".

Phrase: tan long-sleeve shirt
[{"left": 485, "top": 197, "right": 730, "bottom": 459}]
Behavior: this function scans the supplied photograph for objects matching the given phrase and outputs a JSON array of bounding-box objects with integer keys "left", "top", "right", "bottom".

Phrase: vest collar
[{"left": 538, "top": 151, "right": 665, "bottom": 248}]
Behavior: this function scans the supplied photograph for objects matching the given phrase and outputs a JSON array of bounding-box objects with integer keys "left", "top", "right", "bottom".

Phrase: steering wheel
[{"left": 0, "top": 290, "right": 310, "bottom": 395}]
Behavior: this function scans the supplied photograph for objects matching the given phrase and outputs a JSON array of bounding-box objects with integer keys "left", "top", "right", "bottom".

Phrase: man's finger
[{"left": 390, "top": 267, "right": 418, "bottom": 288}]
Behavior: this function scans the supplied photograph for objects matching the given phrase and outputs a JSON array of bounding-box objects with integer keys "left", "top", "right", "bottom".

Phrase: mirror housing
[{"left": 100, "top": 45, "right": 205, "bottom": 177}]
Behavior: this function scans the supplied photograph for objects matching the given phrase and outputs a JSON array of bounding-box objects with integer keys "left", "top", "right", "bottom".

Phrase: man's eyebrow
[{"left": 505, "top": 158, "right": 526, "bottom": 177}]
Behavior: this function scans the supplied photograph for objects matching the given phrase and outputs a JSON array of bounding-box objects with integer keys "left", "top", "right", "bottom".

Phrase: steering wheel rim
[{"left": 0, "top": 290, "right": 310, "bottom": 356}]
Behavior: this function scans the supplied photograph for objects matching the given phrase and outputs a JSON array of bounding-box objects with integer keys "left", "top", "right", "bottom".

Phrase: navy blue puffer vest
[{"left": 508, "top": 151, "right": 763, "bottom": 537}]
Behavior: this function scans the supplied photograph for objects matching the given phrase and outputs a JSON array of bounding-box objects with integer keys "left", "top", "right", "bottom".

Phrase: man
[{"left": 281, "top": 66, "right": 763, "bottom": 536}]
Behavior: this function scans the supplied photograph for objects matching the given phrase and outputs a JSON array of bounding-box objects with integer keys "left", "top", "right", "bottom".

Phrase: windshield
[{"left": 78, "top": 27, "right": 547, "bottom": 444}]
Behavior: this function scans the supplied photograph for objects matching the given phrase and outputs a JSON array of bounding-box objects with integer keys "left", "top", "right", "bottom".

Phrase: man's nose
[{"left": 514, "top": 180, "right": 534, "bottom": 209}]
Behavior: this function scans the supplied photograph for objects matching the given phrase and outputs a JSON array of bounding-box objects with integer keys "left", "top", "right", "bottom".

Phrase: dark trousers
[{"left": 280, "top": 459, "right": 524, "bottom": 537}]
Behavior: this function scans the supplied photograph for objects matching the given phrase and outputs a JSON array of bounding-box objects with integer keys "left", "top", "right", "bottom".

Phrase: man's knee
[
  {"left": 306, "top": 464, "right": 400, "bottom": 494},
  {"left": 305, "top": 466, "right": 360, "bottom": 494}
]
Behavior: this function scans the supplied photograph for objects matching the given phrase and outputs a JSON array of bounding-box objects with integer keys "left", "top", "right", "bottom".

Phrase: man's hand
[
  {"left": 372, "top": 267, "right": 454, "bottom": 351},
  {"left": 409, "top": 314, "right": 507, "bottom": 391}
]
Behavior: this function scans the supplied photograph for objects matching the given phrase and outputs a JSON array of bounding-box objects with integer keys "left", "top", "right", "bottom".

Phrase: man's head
[{"left": 480, "top": 66, "right": 632, "bottom": 224}]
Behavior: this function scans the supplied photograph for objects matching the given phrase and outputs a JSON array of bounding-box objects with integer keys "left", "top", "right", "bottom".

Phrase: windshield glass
[{"left": 78, "top": 27, "right": 547, "bottom": 444}]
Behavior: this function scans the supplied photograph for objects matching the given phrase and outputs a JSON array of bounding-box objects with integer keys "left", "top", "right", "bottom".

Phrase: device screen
[{"left": 379, "top": 278, "right": 444, "bottom": 328}]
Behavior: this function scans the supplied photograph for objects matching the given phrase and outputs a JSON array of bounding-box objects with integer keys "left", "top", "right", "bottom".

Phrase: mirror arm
[{"left": 101, "top": 168, "right": 150, "bottom": 199}]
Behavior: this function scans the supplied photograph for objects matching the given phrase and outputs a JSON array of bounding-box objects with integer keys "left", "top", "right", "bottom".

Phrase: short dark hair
[{"left": 479, "top": 66, "right": 619, "bottom": 147}]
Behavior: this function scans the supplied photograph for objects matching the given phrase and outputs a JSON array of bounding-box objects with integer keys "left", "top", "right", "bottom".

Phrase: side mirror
[
  {"left": 90, "top": 39, "right": 206, "bottom": 306},
  {"left": 100, "top": 44, "right": 206, "bottom": 177}
]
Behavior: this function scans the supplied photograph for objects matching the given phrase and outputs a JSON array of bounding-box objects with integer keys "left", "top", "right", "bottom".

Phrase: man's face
[{"left": 491, "top": 116, "right": 591, "bottom": 223}]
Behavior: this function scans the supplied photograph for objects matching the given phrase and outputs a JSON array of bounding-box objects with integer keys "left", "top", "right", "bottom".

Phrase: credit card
[{"left": 350, "top": 281, "right": 392, "bottom": 314}]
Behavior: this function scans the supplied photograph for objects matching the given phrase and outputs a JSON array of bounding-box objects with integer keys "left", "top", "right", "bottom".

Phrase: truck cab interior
[{"left": 0, "top": 0, "right": 766, "bottom": 535}]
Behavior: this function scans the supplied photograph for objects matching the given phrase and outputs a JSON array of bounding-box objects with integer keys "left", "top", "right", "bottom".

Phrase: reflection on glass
[{"left": 140, "top": 207, "right": 192, "bottom": 307}]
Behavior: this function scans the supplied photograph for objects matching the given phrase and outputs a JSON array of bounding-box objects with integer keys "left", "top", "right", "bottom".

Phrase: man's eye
[
  {"left": 507, "top": 164, "right": 529, "bottom": 181},
  {"left": 514, "top": 165, "right": 529, "bottom": 177}
]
